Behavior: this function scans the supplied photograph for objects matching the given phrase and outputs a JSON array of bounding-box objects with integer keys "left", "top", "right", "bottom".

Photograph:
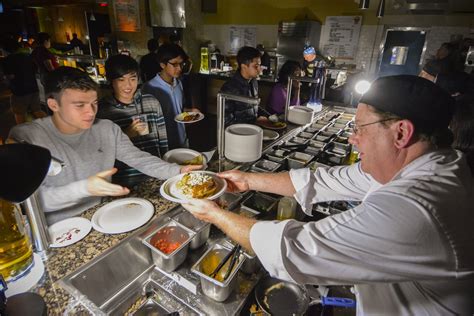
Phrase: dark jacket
[{"left": 220, "top": 71, "right": 264, "bottom": 126}]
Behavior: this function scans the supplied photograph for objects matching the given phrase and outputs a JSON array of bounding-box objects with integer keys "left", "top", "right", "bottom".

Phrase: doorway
[{"left": 378, "top": 28, "right": 427, "bottom": 77}]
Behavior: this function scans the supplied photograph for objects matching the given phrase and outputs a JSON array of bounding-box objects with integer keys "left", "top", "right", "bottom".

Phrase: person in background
[
  {"left": 220, "top": 46, "right": 267, "bottom": 126},
  {"left": 31, "top": 32, "right": 59, "bottom": 82},
  {"left": 69, "top": 33, "right": 84, "bottom": 52},
  {"left": 139, "top": 38, "right": 160, "bottom": 83},
  {"left": 2, "top": 38, "right": 46, "bottom": 124},
  {"left": 435, "top": 71, "right": 470, "bottom": 99},
  {"left": 182, "top": 75, "right": 474, "bottom": 315},
  {"left": 97, "top": 54, "right": 170, "bottom": 187},
  {"left": 451, "top": 95, "right": 474, "bottom": 176},
  {"left": 9, "top": 67, "right": 200, "bottom": 224},
  {"left": 142, "top": 43, "right": 196, "bottom": 149},
  {"left": 267, "top": 60, "right": 301, "bottom": 115}
]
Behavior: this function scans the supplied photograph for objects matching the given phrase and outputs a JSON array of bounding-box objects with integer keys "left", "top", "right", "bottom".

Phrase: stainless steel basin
[{"left": 59, "top": 206, "right": 261, "bottom": 315}]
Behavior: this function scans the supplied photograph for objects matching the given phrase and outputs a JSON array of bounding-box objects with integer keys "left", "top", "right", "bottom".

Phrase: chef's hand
[
  {"left": 180, "top": 165, "right": 203, "bottom": 173},
  {"left": 181, "top": 198, "right": 222, "bottom": 223},
  {"left": 125, "top": 118, "right": 147, "bottom": 138},
  {"left": 87, "top": 168, "right": 130, "bottom": 196},
  {"left": 218, "top": 170, "right": 250, "bottom": 193}
]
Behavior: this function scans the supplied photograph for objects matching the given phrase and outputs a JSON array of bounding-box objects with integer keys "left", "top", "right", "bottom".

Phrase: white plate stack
[{"left": 224, "top": 124, "right": 263, "bottom": 162}]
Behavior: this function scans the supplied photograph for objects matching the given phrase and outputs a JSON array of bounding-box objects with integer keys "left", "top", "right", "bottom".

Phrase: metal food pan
[
  {"left": 289, "top": 137, "right": 309, "bottom": 145},
  {"left": 252, "top": 159, "right": 282, "bottom": 172},
  {"left": 287, "top": 152, "right": 314, "bottom": 169},
  {"left": 241, "top": 192, "right": 278, "bottom": 214},
  {"left": 215, "top": 192, "right": 242, "bottom": 211},
  {"left": 326, "top": 150, "right": 348, "bottom": 165},
  {"left": 142, "top": 220, "right": 195, "bottom": 272},
  {"left": 190, "top": 243, "right": 245, "bottom": 302},
  {"left": 173, "top": 210, "right": 211, "bottom": 250},
  {"left": 297, "top": 132, "right": 314, "bottom": 139}
]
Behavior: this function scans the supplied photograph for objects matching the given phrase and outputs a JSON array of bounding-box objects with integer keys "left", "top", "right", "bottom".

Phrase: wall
[{"left": 201, "top": 0, "right": 474, "bottom": 75}]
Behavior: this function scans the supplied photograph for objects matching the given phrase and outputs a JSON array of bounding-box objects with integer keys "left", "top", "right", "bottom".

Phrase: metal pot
[{"left": 255, "top": 276, "right": 356, "bottom": 316}]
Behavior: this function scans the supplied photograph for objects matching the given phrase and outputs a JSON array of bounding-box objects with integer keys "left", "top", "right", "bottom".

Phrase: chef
[{"left": 183, "top": 75, "right": 474, "bottom": 315}]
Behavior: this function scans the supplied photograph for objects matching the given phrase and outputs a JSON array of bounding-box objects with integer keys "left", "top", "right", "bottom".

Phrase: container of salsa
[{"left": 142, "top": 219, "right": 195, "bottom": 272}]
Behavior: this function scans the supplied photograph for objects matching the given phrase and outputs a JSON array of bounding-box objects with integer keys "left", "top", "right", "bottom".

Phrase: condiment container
[
  {"left": 191, "top": 243, "right": 245, "bottom": 302},
  {"left": 265, "top": 149, "right": 289, "bottom": 164},
  {"left": 241, "top": 193, "right": 277, "bottom": 214},
  {"left": 173, "top": 210, "right": 210, "bottom": 249},
  {"left": 216, "top": 192, "right": 242, "bottom": 211},
  {"left": 251, "top": 159, "right": 281, "bottom": 172},
  {"left": 142, "top": 220, "right": 195, "bottom": 272},
  {"left": 287, "top": 152, "right": 314, "bottom": 169},
  {"left": 277, "top": 197, "right": 297, "bottom": 220}
]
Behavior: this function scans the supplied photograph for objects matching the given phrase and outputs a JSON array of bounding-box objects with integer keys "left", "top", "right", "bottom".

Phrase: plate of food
[
  {"left": 263, "top": 129, "right": 279, "bottom": 141},
  {"left": 48, "top": 217, "right": 92, "bottom": 247},
  {"left": 160, "top": 171, "right": 227, "bottom": 203},
  {"left": 91, "top": 198, "right": 154, "bottom": 234},
  {"left": 162, "top": 148, "right": 207, "bottom": 167},
  {"left": 256, "top": 120, "right": 287, "bottom": 130},
  {"left": 174, "top": 111, "right": 204, "bottom": 124}
]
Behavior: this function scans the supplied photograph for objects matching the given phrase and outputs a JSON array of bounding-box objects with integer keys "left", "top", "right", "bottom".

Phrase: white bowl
[
  {"left": 288, "top": 106, "right": 315, "bottom": 125},
  {"left": 225, "top": 124, "right": 263, "bottom": 162}
]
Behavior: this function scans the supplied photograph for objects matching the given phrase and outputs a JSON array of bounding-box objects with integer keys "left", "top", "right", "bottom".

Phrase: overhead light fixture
[
  {"left": 377, "top": 0, "right": 385, "bottom": 18},
  {"left": 359, "top": 0, "right": 370, "bottom": 10},
  {"left": 90, "top": 12, "right": 96, "bottom": 21},
  {"left": 58, "top": 16, "right": 64, "bottom": 22},
  {"left": 355, "top": 80, "right": 371, "bottom": 94}
]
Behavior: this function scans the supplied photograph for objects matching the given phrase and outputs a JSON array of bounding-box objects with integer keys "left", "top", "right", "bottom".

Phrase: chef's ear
[{"left": 47, "top": 97, "right": 60, "bottom": 113}]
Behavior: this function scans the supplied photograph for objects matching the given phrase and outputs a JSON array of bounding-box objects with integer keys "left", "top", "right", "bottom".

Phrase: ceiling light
[
  {"left": 355, "top": 80, "right": 371, "bottom": 94},
  {"left": 359, "top": 0, "right": 370, "bottom": 10},
  {"left": 377, "top": 0, "right": 385, "bottom": 18},
  {"left": 90, "top": 12, "right": 96, "bottom": 21},
  {"left": 58, "top": 16, "right": 64, "bottom": 22}
]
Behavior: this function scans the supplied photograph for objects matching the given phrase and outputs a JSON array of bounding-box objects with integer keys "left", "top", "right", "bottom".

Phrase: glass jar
[
  {"left": 277, "top": 197, "right": 297, "bottom": 220},
  {"left": 0, "top": 199, "right": 33, "bottom": 282}
]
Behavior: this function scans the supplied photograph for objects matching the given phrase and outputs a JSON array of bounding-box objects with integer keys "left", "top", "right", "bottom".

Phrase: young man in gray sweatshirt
[{"left": 9, "top": 67, "right": 200, "bottom": 224}]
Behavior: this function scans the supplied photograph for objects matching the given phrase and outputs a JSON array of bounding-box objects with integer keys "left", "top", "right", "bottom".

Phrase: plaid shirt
[{"left": 97, "top": 91, "right": 169, "bottom": 186}]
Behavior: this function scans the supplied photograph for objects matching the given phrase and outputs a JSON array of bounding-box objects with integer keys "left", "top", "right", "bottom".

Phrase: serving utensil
[{"left": 209, "top": 243, "right": 240, "bottom": 279}]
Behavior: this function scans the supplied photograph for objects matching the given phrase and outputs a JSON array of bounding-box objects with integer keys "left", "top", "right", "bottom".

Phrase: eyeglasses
[
  {"left": 167, "top": 61, "right": 187, "bottom": 68},
  {"left": 351, "top": 118, "right": 398, "bottom": 135}
]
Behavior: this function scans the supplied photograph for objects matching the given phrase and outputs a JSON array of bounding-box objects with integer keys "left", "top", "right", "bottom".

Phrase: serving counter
[{"left": 25, "top": 105, "right": 356, "bottom": 315}]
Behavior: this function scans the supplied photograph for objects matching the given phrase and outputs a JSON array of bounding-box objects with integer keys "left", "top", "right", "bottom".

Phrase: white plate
[
  {"left": 5, "top": 253, "right": 44, "bottom": 297},
  {"left": 91, "top": 198, "right": 154, "bottom": 234},
  {"left": 48, "top": 217, "right": 92, "bottom": 247},
  {"left": 174, "top": 112, "right": 205, "bottom": 124},
  {"left": 162, "top": 148, "right": 208, "bottom": 167},
  {"left": 160, "top": 171, "right": 227, "bottom": 203},
  {"left": 263, "top": 129, "right": 279, "bottom": 141}
]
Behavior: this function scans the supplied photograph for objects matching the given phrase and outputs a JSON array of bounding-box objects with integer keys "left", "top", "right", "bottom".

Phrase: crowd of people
[{"left": 1, "top": 33, "right": 474, "bottom": 315}]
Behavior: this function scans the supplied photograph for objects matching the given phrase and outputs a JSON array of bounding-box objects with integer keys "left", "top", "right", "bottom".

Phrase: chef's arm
[
  {"left": 218, "top": 170, "right": 296, "bottom": 197},
  {"left": 182, "top": 199, "right": 257, "bottom": 252}
]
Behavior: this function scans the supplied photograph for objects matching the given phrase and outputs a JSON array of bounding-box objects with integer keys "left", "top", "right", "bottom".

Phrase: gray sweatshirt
[{"left": 9, "top": 117, "right": 181, "bottom": 224}]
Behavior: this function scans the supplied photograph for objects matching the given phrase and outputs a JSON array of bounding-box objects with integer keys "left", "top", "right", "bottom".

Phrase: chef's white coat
[{"left": 250, "top": 149, "right": 474, "bottom": 315}]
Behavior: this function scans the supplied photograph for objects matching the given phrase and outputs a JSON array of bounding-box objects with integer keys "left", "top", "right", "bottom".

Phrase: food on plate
[
  {"left": 179, "top": 112, "right": 200, "bottom": 122},
  {"left": 182, "top": 154, "right": 204, "bottom": 165},
  {"left": 176, "top": 172, "right": 217, "bottom": 198},
  {"left": 272, "top": 121, "right": 286, "bottom": 127}
]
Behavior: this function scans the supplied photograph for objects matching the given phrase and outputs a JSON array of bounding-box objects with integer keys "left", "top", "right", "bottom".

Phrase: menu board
[
  {"left": 229, "top": 26, "right": 257, "bottom": 54},
  {"left": 114, "top": 0, "right": 141, "bottom": 32},
  {"left": 321, "top": 16, "right": 362, "bottom": 60}
]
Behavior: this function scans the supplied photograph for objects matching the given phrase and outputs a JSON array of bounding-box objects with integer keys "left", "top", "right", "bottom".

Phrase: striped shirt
[{"left": 97, "top": 91, "right": 169, "bottom": 186}]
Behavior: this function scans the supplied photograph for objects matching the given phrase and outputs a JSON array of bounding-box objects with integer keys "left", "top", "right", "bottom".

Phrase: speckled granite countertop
[
  {"left": 29, "top": 178, "right": 178, "bottom": 315},
  {"left": 26, "top": 111, "right": 334, "bottom": 314}
]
